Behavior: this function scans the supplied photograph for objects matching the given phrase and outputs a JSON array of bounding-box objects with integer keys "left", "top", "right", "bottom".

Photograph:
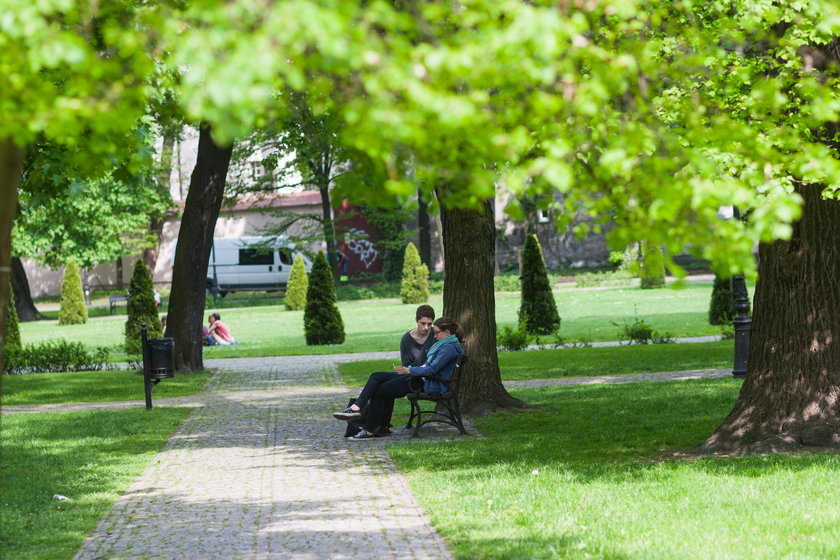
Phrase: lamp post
[{"left": 731, "top": 207, "right": 752, "bottom": 378}]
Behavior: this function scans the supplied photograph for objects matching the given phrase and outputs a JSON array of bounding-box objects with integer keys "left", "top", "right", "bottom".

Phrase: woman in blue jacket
[{"left": 334, "top": 316, "right": 465, "bottom": 441}]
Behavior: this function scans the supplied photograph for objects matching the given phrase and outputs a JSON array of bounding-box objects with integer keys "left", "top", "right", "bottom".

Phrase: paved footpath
[{"left": 72, "top": 354, "right": 454, "bottom": 560}]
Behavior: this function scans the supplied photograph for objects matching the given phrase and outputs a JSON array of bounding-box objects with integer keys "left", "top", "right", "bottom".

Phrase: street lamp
[{"left": 731, "top": 206, "right": 752, "bottom": 378}]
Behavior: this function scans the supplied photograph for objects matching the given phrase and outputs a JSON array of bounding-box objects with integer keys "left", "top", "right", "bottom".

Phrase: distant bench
[{"left": 109, "top": 294, "right": 128, "bottom": 314}]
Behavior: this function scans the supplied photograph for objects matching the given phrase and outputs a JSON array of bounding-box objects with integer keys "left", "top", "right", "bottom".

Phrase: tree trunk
[
  {"left": 11, "top": 257, "right": 42, "bottom": 321},
  {"left": 418, "top": 189, "right": 432, "bottom": 268},
  {"left": 319, "top": 184, "right": 339, "bottom": 282},
  {"left": 115, "top": 257, "right": 124, "bottom": 292},
  {"left": 701, "top": 185, "right": 840, "bottom": 454},
  {"left": 0, "top": 139, "right": 25, "bottom": 377},
  {"left": 438, "top": 192, "right": 531, "bottom": 416},
  {"left": 143, "top": 132, "right": 176, "bottom": 273},
  {"left": 166, "top": 125, "right": 232, "bottom": 372}
]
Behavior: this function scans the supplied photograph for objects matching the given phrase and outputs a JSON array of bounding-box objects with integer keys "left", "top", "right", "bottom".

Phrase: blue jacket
[{"left": 408, "top": 342, "right": 464, "bottom": 393}]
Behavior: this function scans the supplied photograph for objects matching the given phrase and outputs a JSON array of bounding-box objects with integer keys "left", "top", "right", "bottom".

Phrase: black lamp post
[{"left": 731, "top": 207, "right": 752, "bottom": 379}]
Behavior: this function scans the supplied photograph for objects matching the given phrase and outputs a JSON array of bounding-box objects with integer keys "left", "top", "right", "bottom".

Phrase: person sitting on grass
[
  {"left": 334, "top": 316, "right": 465, "bottom": 441},
  {"left": 206, "top": 312, "right": 238, "bottom": 345}
]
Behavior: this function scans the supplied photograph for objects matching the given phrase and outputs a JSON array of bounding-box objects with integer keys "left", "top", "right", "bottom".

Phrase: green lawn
[
  {"left": 1, "top": 369, "right": 212, "bottom": 406},
  {"left": 338, "top": 340, "right": 733, "bottom": 386},
  {"left": 0, "top": 408, "right": 192, "bottom": 560},
  {"left": 18, "top": 282, "right": 726, "bottom": 360},
  {"left": 388, "top": 380, "right": 840, "bottom": 559}
]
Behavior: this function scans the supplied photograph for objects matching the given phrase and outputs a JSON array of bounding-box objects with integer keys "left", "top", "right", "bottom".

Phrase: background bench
[{"left": 109, "top": 295, "right": 128, "bottom": 314}]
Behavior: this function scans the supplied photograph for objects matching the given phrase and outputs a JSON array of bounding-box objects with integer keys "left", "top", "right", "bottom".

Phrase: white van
[{"left": 202, "top": 237, "right": 312, "bottom": 295}]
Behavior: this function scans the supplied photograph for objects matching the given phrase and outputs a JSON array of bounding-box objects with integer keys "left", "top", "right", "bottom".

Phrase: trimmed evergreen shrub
[
  {"left": 124, "top": 260, "right": 162, "bottom": 354},
  {"left": 709, "top": 274, "right": 735, "bottom": 325},
  {"left": 285, "top": 254, "right": 309, "bottom": 310},
  {"left": 304, "top": 251, "right": 345, "bottom": 345},
  {"left": 4, "top": 284, "right": 21, "bottom": 348},
  {"left": 518, "top": 234, "right": 560, "bottom": 335},
  {"left": 58, "top": 259, "right": 88, "bottom": 325},
  {"left": 400, "top": 242, "right": 429, "bottom": 304},
  {"left": 640, "top": 241, "right": 666, "bottom": 289}
]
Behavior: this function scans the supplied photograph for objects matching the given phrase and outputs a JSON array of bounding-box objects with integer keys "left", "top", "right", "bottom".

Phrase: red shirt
[{"left": 210, "top": 320, "right": 234, "bottom": 342}]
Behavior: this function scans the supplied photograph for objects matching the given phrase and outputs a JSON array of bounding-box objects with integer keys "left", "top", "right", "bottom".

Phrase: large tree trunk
[
  {"left": 439, "top": 193, "right": 530, "bottom": 416},
  {"left": 166, "top": 126, "right": 232, "bottom": 372},
  {"left": 0, "top": 139, "right": 25, "bottom": 379},
  {"left": 11, "top": 257, "right": 42, "bottom": 321},
  {"left": 701, "top": 185, "right": 840, "bottom": 454}
]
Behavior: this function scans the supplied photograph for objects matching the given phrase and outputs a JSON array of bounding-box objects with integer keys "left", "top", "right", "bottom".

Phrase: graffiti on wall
[{"left": 346, "top": 227, "right": 379, "bottom": 269}]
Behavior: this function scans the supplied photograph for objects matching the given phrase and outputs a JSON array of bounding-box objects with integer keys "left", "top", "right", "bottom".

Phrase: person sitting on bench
[{"left": 334, "top": 316, "right": 465, "bottom": 441}]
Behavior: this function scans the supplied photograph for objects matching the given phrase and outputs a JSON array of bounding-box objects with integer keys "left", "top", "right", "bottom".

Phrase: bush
[
  {"left": 574, "top": 269, "right": 635, "bottom": 288},
  {"left": 4, "top": 284, "right": 21, "bottom": 349},
  {"left": 519, "top": 234, "right": 560, "bottom": 334},
  {"left": 497, "top": 324, "right": 533, "bottom": 351},
  {"left": 551, "top": 334, "right": 593, "bottom": 349},
  {"left": 124, "top": 260, "right": 162, "bottom": 354},
  {"left": 3, "top": 340, "right": 112, "bottom": 374},
  {"left": 400, "top": 242, "right": 429, "bottom": 304},
  {"left": 58, "top": 259, "right": 88, "bottom": 325},
  {"left": 709, "top": 274, "right": 735, "bottom": 325},
  {"left": 304, "top": 251, "right": 345, "bottom": 345},
  {"left": 616, "top": 310, "right": 674, "bottom": 345},
  {"left": 285, "top": 254, "right": 309, "bottom": 310},
  {"left": 639, "top": 241, "right": 665, "bottom": 289}
]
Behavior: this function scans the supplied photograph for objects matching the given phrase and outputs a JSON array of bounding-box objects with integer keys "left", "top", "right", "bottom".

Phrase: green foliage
[
  {"left": 496, "top": 324, "right": 533, "bottom": 352},
  {"left": 3, "top": 340, "right": 111, "bottom": 375},
  {"left": 284, "top": 254, "right": 309, "bottom": 311},
  {"left": 574, "top": 269, "right": 635, "bottom": 288},
  {"left": 709, "top": 275, "right": 735, "bottom": 325},
  {"left": 615, "top": 309, "right": 675, "bottom": 345},
  {"left": 4, "top": 285, "right": 21, "bottom": 349},
  {"left": 400, "top": 242, "right": 429, "bottom": 304},
  {"left": 359, "top": 204, "right": 411, "bottom": 282},
  {"left": 303, "top": 251, "right": 345, "bottom": 345},
  {"left": 124, "top": 260, "right": 161, "bottom": 354},
  {"left": 518, "top": 234, "right": 560, "bottom": 335},
  {"left": 639, "top": 241, "right": 666, "bottom": 290},
  {"left": 58, "top": 260, "right": 87, "bottom": 325}
]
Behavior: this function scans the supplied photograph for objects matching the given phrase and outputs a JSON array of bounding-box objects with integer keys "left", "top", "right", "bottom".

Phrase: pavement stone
[{"left": 72, "top": 355, "right": 453, "bottom": 560}]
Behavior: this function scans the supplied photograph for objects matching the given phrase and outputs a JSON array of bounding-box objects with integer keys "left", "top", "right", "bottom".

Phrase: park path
[{"left": 71, "top": 354, "right": 454, "bottom": 560}]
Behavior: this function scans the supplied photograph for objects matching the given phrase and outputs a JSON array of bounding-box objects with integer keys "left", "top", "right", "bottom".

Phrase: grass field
[
  {"left": 1, "top": 369, "right": 212, "bottom": 406},
  {"left": 18, "top": 282, "right": 726, "bottom": 360},
  {"left": 388, "top": 380, "right": 840, "bottom": 559},
  {"left": 337, "top": 340, "right": 733, "bottom": 386},
  {"left": 0, "top": 408, "right": 192, "bottom": 560}
]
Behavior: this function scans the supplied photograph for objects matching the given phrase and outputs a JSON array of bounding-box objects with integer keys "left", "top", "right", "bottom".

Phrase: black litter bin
[{"left": 147, "top": 337, "right": 175, "bottom": 379}]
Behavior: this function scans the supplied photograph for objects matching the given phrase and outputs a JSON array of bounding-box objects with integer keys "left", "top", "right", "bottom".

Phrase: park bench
[
  {"left": 405, "top": 354, "right": 468, "bottom": 437},
  {"left": 109, "top": 294, "right": 128, "bottom": 314}
]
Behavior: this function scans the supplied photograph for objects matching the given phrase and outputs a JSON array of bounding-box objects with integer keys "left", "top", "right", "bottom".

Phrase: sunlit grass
[
  {"left": 337, "top": 340, "right": 733, "bottom": 386},
  {"left": 0, "top": 408, "right": 192, "bottom": 560},
  {"left": 388, "top": 380, "right": 840, "bottom": 559},
  {"left": 18, "top": 283, "right": 727, "bottom": 359},
  {"left": 2, "top": 369, "right": 212, "bottom": 406}
]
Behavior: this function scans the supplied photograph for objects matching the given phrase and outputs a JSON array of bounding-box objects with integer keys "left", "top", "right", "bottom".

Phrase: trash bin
[{"left": 147, "top": 337, "right": 175, "bottom": 379}]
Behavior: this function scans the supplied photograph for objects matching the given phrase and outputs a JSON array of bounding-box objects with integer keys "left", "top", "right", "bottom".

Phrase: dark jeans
[{"left": 355, "top": 371, "right": 411, "bottom": 433}]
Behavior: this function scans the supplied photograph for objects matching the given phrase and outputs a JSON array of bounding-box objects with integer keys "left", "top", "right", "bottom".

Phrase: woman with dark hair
[{"left": 334, "top": 316, "right": 465, "bottom": 441}]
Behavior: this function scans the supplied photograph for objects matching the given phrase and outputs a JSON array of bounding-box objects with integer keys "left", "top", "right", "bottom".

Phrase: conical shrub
[
  {"left": 519, "top": 234, "right": 560, "bottom": 335},
  {"left": 640, "top": 241, "right": 665, "bottom": 289},
  {"left": 58, "top": 259, "right": 88, "bottom": 325},
  {"left": 709, "top": 274, "right": 735, "bottom": 325},
  {"left": 400, "top": 242, "right": 429, "bottom": 304},
  {"left": 124, "top": 260, "right": 162, "bottom": 354},
  {"left": 4, "top": 284, "right": 21, "bottom": 348},
  {"left": 285, "top": 254, "right": 309, "bottom": 311},
  {"left": 304, "top": 251, "right": 345, "bottom": 345}
]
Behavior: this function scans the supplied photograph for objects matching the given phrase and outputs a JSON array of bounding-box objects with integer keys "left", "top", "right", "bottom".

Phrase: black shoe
[
  {"left": 348, "top": 428, "right": 377, "bottom": 441},
  {"left": 333, "top": 407, "right": 362, "bottom": 421}
]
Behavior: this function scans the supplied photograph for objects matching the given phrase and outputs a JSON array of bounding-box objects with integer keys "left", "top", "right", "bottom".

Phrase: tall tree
[
  {"left": 11, "top": 257, "right": 41, "bottom": 322},
  {"left": 166, "top": 125, "right": 233, "bottom": 371}
]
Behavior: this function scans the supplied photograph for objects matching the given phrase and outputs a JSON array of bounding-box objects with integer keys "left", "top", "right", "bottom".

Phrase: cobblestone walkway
[{"left": 72, "top": 355, "right": 453, "bottom": 560}]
